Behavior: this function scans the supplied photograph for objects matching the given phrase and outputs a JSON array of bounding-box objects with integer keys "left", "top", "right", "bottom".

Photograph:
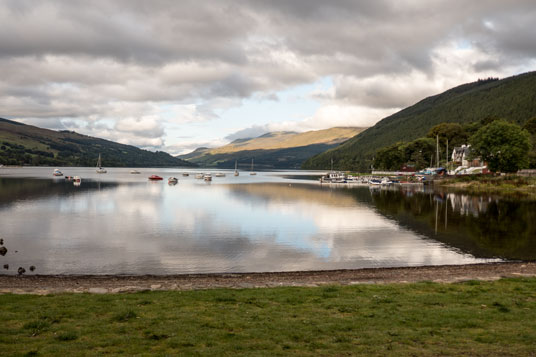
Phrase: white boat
[
  {"left": 168, "top": 177, "right": 178, "bottom": 184},
  {"left": 320, "top": 171, "right": 346, "bottom": 183},
  {"left": 182, "top": 172, "right": 189, "bottom": 177},
  {"left": 203, "top": 174, "right": 212, "bottom": 182},
  {"left": 249, "top": 158, "right": 256, "bottom": 175},
  {"left": 234, "top": 160, "right": 239, "bottom": 176},
  {"left": 53, "top": 168, "right": 63, "bottom": 177},
  {"left": 130, "top": 170, "right": 141, "bottom": 174},
  {"left": 96, "top": 154, "right": 107, "bottom": 173},
  {"left": 195, "top": 173, "right": 204, "bottom": 179},
  {"left": 215, "top": 173, "right": 226, "bottom": 177},
  {"left": 73, "top": 176, "right": 81, "bottom": 183},
  {"left": 381, "top": 177, "right": 392, "bottom": 185}
]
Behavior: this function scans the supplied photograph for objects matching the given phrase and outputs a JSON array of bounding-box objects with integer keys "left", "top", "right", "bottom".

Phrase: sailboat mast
[{"left": 436, "top": 135, "right": 439, "bottom": 167}]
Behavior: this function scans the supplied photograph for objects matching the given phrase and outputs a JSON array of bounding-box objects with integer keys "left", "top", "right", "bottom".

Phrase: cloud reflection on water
[{"left": 0, "top": 178, "right": 494, "bottom": 275}]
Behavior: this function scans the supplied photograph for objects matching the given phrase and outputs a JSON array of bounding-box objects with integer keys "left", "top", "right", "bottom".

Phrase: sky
[{"left": 1, "top": 1, "right": 536, "bottom": 155}]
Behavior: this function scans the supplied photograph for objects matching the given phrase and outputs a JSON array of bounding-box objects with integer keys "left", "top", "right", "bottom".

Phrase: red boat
[{"left": 148, "top": 175, "right": 163, "bottom": 181}]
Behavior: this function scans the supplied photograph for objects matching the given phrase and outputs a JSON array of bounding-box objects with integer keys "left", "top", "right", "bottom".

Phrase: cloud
[{"left": 1, "top": 0, "right": 535, "bottom": 152}]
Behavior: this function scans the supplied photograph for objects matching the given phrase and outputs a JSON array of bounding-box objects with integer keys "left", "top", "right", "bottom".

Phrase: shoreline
[{"left": 1, "top": 262, "right": 535, "bottom": 295}]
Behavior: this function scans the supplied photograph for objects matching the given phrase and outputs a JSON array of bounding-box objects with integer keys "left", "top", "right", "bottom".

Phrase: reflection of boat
[
  {"left": 65, "top": 176, "right": 73, "bottom": 180},
  {"left": 148, "top": 175, "right": 163, "bottom": 181},
  {"left": 130, "top": 170, "right": 140, "bottom": 174},
  {"left": 203, "top": 174, "right": 212, "bottom": 182},
  {"left": 182, "top": 172, "right": 189, "bottom": 177},
  {"left": 73, "top": 181, "right": 81, "bottom": 187},
  {"left": 96, "top": 154, "right": 107, "bottom": 173},
  {"left": 53, "top": 169, "right": 63, "bottom": 176},
  {"left": 234, "top": 160, "right": 239, "bottom": 176},
  {"left": 250, "top": 159, "right": 256, "bottom": 175},
  {"left": 215, "top": 173, "right": 226, "bottom": 177},
  {"left": 168, "top": 177, "right": 178, "bottom": 184}
]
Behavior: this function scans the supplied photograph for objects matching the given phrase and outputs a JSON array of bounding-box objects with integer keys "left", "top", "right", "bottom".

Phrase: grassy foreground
[
  {"left": 438, "top": 175, "right": 536, "bottom": 197},
  {"left": 2, "top": 278, "right": 536, "bottom": 356}
]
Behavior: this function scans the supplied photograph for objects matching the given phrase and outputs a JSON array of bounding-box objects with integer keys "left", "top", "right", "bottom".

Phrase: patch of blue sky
[{"left": 164, "top": 77, "right": 333, "bottom": 146}]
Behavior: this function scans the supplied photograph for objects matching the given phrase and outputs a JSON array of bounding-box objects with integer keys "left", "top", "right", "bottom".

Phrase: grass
[
  {"left": 438, "top": 174, "right": 536, "bottom": 197},
  {"left": 1, "top": 278, "right": 536, "bottom": 356}
]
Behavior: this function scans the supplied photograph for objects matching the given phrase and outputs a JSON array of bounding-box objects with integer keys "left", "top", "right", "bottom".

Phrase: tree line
[{"left": 373, "top": 117, "right": 536, "bottom": 173}]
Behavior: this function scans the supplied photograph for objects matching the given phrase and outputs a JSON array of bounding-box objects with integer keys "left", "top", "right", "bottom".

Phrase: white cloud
[{"left": 1, "top": 0, "right": 535, "bottom": 153}]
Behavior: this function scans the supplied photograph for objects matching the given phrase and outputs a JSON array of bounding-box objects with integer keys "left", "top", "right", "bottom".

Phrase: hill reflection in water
[{"left": 0, "top": 176, "right": 521, "bottom": 275}]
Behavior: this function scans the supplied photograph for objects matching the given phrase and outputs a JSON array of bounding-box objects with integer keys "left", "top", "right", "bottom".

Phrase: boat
[
  {"left": 96, "top": 154, "right": 107, "bottom": 173},
  {"left": 148, "top": 175, "right": 163, "bottom": 181},
  {"left": 234, "top": 160, "right": 239, "bottom": 176},
  {"left": 320, "top": 171, "right": 346, "bottom": 183},
  {"left": 381, "top": 177, "right": 393, "bottom": 185},
  {"left": 182, "top": 172, "right": 189, "bottom": 177},
  {"left": 214, "top": 173, "right": 226, "bottom": 177},
  {"left": 369, "top": 179, "right": 382, "bottom": 185},
  {"left": 168, "top": 177, "right": 178, "bottom": 184},
  {"left": 203, "top": 174, "right": 212, "bottom": 182},
  {"left": 250, "top": 158, "right": 256, "bottom": 175},
  {"left": 195, "top": 173, "right": 204, "bottom": 179},
  {"left": 65, "top": 176, "right": 73, "bottom": 181},
  {"left": 130, "top": 170, "right": 141, "bottom": 174},
  {"left": 73, "top": 176, "right": 81, "bottom": 183},
  {"left": 53, "top": 169, "right": 63, "bottom": 177}
]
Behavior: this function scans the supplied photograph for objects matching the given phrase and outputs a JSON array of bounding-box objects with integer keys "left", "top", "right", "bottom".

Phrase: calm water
[{"left": 1, "top": 167, "right": 534, "bottom": 275}]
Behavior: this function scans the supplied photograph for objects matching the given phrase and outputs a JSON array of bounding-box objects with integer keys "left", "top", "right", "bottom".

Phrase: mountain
[
  {"left": 0, "top": 118, "right": 196, "bottom": 167},
  {"left": 302, "top": 71, "right": 536, "bottom": 171},
  {"left": 178, "top": 127, "right": 365, "bottom": 169}
]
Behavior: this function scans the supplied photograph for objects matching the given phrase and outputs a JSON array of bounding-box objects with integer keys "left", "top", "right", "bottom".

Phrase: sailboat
[
  {"left": 249, "top": 158, "right": 256, "bottom": 175},
  {"left": 96, "top": 154, "right": 107, "bottom": 173},
  {"left": 234, "top": 160, "right": 239, "bottom": 176}
]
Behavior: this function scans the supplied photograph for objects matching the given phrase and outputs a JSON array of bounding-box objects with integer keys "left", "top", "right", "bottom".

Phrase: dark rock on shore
[
  {"left": 17, "top": 267, "right": 26, "bottom": 275},
  {"left": 29, "top": 266, "right": 36, "bottom": 272},
  {"left": 3, "top": 264, "right": 8, "bottom": 270},
  {"left": 0, "top": 246, "right": 7, "bottom": 256}
]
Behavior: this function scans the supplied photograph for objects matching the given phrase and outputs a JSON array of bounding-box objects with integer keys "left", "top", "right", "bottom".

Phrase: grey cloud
[
  {"left": 1, "top": 0, "right": 536, "bottom": 148},
  {"left": 225, "top": 125, "right": 269, "bottom": 141}
]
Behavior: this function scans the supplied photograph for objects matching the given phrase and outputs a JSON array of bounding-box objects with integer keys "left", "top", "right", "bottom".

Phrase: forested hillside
[
  {"left": 302, "top": 71, "right": 536, "bottom": 171},
  {"left": 0, "top": 118, "right": 196, "bottom": 167}
]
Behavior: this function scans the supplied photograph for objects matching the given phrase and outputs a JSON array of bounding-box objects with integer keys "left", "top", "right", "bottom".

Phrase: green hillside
[
  {"left": 0, "top": 118, "right": 196, "bottom": 167},
  {"left": 302, "top": 72, "right": 536, "bottom": 171},
  {"left": 179, "top": 127, "right": 365, "bottom": 169}
]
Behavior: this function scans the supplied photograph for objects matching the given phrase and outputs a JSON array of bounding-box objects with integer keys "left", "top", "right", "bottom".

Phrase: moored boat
[
  {"left": 234, "top": 160, "right": 239, "bottom": 176},
  {"left": 203, "top": 174, "right": 212, "bottom": 182},
  {"left": 214, "top": 173, "right": 226, "bottom": 177},
  {"left": 182, "top": 172, "right": 189, "bottom": 177},
  {"left": 96, "top": 154, "right": 107, "bottom": 173},
  {"left": 168, "top": 177, "right": 178, "bottom": 184},
  {"left": 148, "top": 175, "right": 163, "bottom": 181},
  {"left": 53, "top": 169, "right": 63, "bottom": 177},
  {"left": 130, "top": 170, "right": 141, "bottom": 174}
]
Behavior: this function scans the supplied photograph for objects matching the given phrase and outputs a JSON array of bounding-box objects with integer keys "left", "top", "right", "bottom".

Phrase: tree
[
  {"left": 523, "top": 117, "right": 536, "bottom": 168},
  {"left": 427, "top": 123, "right": 468, "bottom": 148},
  {"left": 470, "top": 120, "right": 531, "bottom": 173}
]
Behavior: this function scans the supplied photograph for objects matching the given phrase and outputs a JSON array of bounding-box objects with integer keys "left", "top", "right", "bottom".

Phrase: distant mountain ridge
[
  {"left": 179, "top": 127, "right": 365, "bottom": 169},
  {"left": 302, "top": 71, "right": 536, "bottom": 171},
  {"left": 0, "top": 118, "right": 196, "bottom": 167}
]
